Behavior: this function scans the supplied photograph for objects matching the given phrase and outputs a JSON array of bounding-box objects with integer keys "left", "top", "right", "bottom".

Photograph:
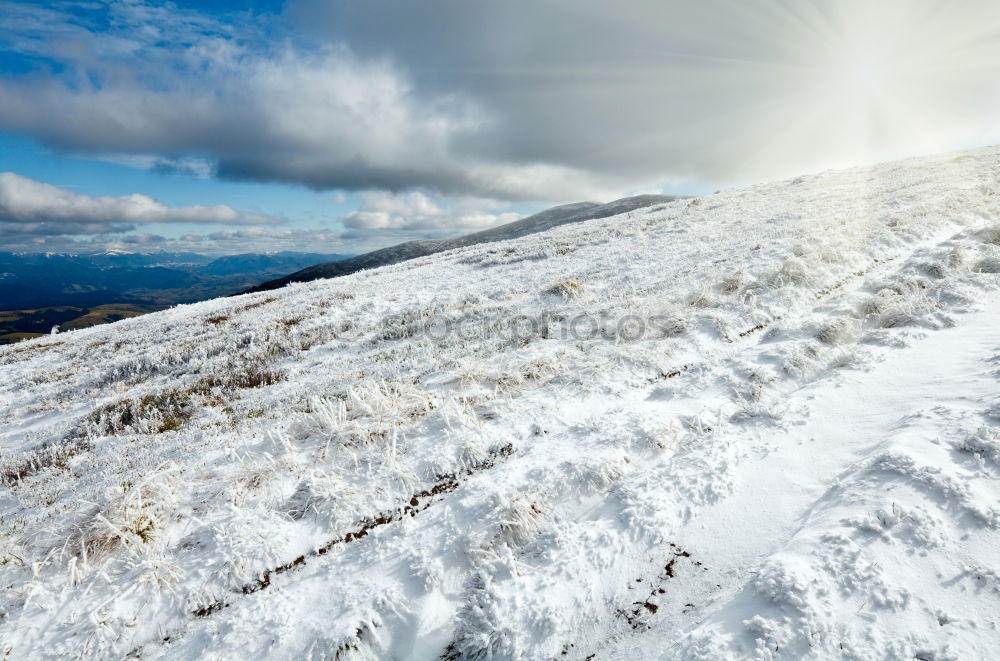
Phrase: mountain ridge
[{"left": 246, "top": 194, "right": 681, "bottom": 293}]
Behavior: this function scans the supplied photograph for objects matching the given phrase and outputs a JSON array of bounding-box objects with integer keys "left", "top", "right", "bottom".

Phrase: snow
[{"left": 1, "top": 146, "right": 999, "bottom": 659}]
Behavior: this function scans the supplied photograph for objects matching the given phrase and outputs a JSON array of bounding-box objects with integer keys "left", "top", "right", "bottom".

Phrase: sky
[{"left": 1, "top": 0, "right": 1000, "bottom": 255}]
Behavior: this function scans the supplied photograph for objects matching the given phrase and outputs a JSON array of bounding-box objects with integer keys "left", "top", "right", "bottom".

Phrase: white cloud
[
  {"left": 298, "top": 0, "right": 1000, "bottom": 186},
  {"left": 0, "top": 172, "right": 278, "bottom": 227},
  {"left": 0, "top": 2, "right": 625, "bottom": 202},
  {"left": 341, "top": 191, "right": 520, "bottom": 236},
  {"left": 0, "top": 226, "right": 357, "bottom": 256},
  {"left": 5, "top": 0, "right": 998, "bottom": 217}
]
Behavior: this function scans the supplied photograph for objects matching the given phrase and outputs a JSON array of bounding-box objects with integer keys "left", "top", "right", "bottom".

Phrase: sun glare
[
  {"left": 749, "top": 1, "right": 963, "bottom": 175},
  {"left": 852, "top": 62, "right": 880, "bottom": 92}
]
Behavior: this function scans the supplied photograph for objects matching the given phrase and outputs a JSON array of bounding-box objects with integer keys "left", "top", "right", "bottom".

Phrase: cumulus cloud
[
  {"left": 0, "top": 1, "right": 628, "bottom": 201},
  {"left": 3, "top": 0, "right": 1000, "bottom": 206},
  {"left": 0, "top": 221, "right": 134, "bottom": 238},
  {"left": 0, "top": 170, "right": 528, "bottom": 254},
  {"left": 341, "top": 191, "right": 520, "bottom": 237},
  {"left": 294, "top": 0, "right": 1000, "bottom": 183},
  {"left": 101, "top": 227, "right": 351, "bottom": 254},
  {"left": 0, "top": 226, "right": 357, "bottom": 256},
  {"left": 0, "top": 172, "right": 278, "bottom": 229}
]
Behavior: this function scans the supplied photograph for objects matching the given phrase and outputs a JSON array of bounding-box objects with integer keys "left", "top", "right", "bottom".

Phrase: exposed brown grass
[{"left": 238, "top": 296, "right": 277, "bottom": 313}]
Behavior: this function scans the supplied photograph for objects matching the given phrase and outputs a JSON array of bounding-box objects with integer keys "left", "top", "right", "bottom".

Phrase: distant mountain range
[
  {"left": 0, "top": 250, "right": 352, "bottom": 310},
  {"left": 246, "top": 194, "right": 681, "bottom": 293},
  {"left": 0, "top": 251, "right": 351, "bottom": 342}
]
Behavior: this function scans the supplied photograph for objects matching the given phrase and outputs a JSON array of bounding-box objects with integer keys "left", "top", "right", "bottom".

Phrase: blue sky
[{"left": 1, "top": 0, "right": 998, "bottom": 254}]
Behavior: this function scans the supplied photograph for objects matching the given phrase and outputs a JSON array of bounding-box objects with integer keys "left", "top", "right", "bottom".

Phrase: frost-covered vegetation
[{"left": 1, "top": 147, "right": 1000, "bottom": 659}]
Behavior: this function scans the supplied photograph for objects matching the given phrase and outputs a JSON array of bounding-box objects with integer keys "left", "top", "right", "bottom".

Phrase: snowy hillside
[
  {"left": 2, "top": 147, "right": 1000, "bottom": 660},
  {"left": 247, "top": 194, "right": 680, "bottom": 293}
]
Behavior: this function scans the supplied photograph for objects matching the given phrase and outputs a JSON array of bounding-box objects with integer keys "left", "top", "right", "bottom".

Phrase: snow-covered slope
[
  {"left": 246, "top": 194, "right": 680, "bottom": 293},
  {"left": 2, "top": 147, "right": 1000, "bottom": 660}
]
